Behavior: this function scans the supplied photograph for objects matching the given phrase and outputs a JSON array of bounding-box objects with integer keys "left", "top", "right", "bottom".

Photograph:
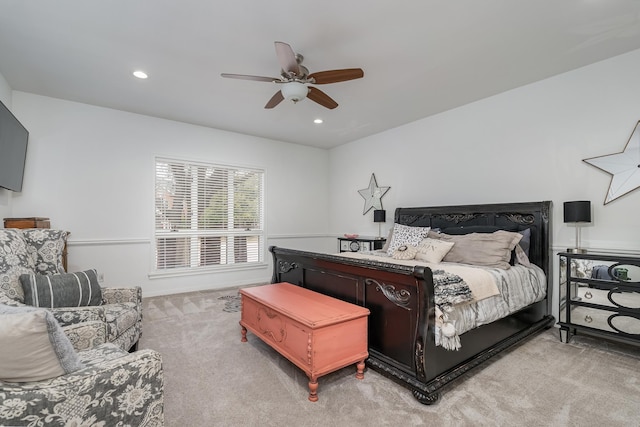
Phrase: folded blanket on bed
[
  {"left": 432, "top": 270, "right": 473, "bottom": 351},
  {"left": 432, "top": 269, "right": 473, "bottom": 311}
]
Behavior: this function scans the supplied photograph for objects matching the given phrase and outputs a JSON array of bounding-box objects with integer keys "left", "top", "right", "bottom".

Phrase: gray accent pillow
[
  {"left": 518, "top": 228, "right": 531, "bottom": 257},
  {"left": 20, "top": 269, "right": 102, "bottom": 308},
  {"left": 428, "top": 230, "right": 522, "bottom": 269},
  {"left": 21, "top": 229, "right": 69, "bottom": 274},
  {"left": 0, "top": 304, "right": 84, "bottom": 382}
]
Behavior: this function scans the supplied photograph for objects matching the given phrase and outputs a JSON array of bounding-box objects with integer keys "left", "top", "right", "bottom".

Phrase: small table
[
  {"left": 240, "top": 282, "right": 370, "bottom": 402},
  {"left": 338, "top": 236, "right": 386, "bottom": 252}
]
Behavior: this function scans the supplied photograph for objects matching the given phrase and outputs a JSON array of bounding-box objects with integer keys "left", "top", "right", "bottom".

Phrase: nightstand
[
  {"left": 558, "top": 252, "right": 640, "bottom": 347},
  {"left": 338, "top": 236, "right": 386, "bottom": 253}
]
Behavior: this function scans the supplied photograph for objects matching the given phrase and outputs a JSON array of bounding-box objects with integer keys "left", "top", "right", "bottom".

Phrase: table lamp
[
  {"left": 373, "top": 209, "right": 386, "bottom": 239},
  {"left": 564, "top": 201, "right": 591, "bottom": 254}
]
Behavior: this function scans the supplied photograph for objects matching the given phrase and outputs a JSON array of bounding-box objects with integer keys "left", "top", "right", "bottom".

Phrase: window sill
[{"left": 148, "top": 262, "right": 268, "bottom": 280}]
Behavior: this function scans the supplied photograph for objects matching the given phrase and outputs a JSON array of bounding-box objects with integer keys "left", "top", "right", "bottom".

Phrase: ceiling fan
[{"left": 221, "top": 41, "right": 364, "bottom": 110}]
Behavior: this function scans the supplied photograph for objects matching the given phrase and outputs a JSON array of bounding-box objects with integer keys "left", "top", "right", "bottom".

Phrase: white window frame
[{"left": 152, "top": 156, "right": 265, "bottom": 276}]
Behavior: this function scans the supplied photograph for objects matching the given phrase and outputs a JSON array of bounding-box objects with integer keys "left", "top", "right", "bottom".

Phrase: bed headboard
[{"left": 394, "top": 201, "right": 552, "bottom": 275}]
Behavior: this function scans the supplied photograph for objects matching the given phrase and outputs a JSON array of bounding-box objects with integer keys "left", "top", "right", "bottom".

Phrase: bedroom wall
[
  {"left": 9, "top": 92, "right": 331, "bottom": 296},
  {"left": 329, "top": 48, "right": 640, "bottom": 322},
  {"left": 329, "top": 48, "right": 640, "bottom": 255},
  {"left": 0, "top": 71, "right": 13, "bottom": 220}
]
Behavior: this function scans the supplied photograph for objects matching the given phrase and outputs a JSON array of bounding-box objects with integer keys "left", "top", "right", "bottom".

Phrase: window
[{"left": 154, "top": 157, "right": 264, "bottom": 272}]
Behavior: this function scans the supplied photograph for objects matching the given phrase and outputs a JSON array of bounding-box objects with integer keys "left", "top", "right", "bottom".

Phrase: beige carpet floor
[{"left": 140, "top": 287, "right": 640, "bottom": 427}]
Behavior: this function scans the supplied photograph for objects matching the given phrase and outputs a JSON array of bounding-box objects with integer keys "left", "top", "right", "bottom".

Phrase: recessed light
[
  {"left": 313, "top": 118, "right": 323, "bottom": 124},
  {"left": 133, "top": 70, "right": 148, "bottom": 79}
]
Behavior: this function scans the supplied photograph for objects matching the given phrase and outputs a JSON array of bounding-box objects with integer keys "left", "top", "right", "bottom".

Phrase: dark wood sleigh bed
[{"left": 270, "top": 201, "right": 554, "bottom": 404}]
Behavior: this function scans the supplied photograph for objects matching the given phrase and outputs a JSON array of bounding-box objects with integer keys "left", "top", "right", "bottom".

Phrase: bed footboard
[
  {"left": 271, "top": 246, "right": 434, "bottom": 377},
  {"left": 270, "top": 246, "right": 554, "bottom": 404}
]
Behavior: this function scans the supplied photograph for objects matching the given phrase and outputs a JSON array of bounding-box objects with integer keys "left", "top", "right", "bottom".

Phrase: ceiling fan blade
[
  {"left": 274, "top": 41, "right": 300, "bottom": 76},
  {"left": 307, "top": 87, "right": 338, "bottom": 109},
  {"left": 264, "top": 90, "right": 284, "bottom": 109},
  {"left": 308, "top": 68, "right": 364, "bottom": 84},
  {"left": 221, "top": 73, "right": 278, "bottom": 83}
]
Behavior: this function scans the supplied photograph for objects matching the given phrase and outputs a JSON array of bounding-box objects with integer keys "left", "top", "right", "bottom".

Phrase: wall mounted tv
[{"left": 0, "top": 99, "right": 29, "bottom": 192}]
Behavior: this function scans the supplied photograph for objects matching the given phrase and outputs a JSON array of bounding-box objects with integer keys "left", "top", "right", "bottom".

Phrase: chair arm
[
  {"left": 50, "top": 305, "right": 106, "bottom": 327},
  {"left": 62, "top": 321, "right": 107, "bottom": 351},
  {"left": 0, "top": 292, "right": 26, "bottom": 307},
  {"left": 0, "top": 346, "right": 164, "bottom": 426},
  {"left": 101, "top": 286, "right": 142, "bottom": 305}
]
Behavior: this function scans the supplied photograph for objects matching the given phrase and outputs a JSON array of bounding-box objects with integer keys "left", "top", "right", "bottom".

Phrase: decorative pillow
[
  {"left": 20, "top": 269, "right": 102, "bottom": 308},
  {"left": 392, "top": 244, "right": 418, "bottom": 260},
  {"left": 415, "top": 238, "right": 455, "bottom": 263},
  {"left": 387, "top": 224, "right": 431, "bottom": 255},
  {"left": 428, "top": 230, "right": 522, "bottom": 269},
  {"left": 513, "top": 245, "right": 531, "bottom": 267},
  {"left": 518, "top": 228, "right": 531, "bottom": 257},
  {"left": 0, "top": 304, "right": 84, "bottom": 382},
  {"left": 21, "top": 229, "right": 69, "bottom": 274},
  {"left": 0, "top": 229, "right": 36, "bottom": 303},
  {"left": 440, "top": 225, "right": 531, "bottom": 256}
]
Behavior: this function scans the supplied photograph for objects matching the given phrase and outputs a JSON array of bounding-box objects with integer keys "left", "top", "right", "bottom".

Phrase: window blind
[{"left": 154, "top": 158, "right": 264, "bottom": 270}]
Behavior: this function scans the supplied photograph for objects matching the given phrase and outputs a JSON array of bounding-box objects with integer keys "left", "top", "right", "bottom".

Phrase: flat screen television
[{"left": 0, "top": 99, "right": 29, "bottom": 192}]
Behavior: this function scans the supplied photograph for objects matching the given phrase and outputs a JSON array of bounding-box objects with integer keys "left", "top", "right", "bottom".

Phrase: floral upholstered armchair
[
  {"left": 0, "top": 304, "right": 164, "bottom": 426},
  {"left": 0, "top": 228, "right": 142, "bottom": 351}
]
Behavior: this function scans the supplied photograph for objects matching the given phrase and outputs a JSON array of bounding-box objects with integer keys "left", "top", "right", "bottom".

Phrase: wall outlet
[{"left": 98, "top": 273, "right": 105, "bottom": 283}]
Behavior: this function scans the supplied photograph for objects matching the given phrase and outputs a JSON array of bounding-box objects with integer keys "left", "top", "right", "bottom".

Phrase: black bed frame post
[
  {"left": 541, "top": 201, "right": 553, "bottom": 316},
  {"left": 412, "top": 265, "right": 432, "bottom": 382},
  {"left": 269, "top": 245, "right": 278, "bottom": 283}
]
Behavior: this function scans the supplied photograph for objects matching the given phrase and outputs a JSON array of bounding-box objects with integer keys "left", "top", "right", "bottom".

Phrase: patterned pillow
[
  {"left": 21, "top": 229, "right": 69, "bottom": 274},
  {"left": 415, "top": 238, "right": 455, "bottom": 263},
  {"left": 386, "top": 224, "right": 431, "bottom": 255},
  {"left": 0, "top": 304, "right": 84, "bottom": 382},
  {"left": 0, "top": 229, "right": 36, "bottom": 303},
  {"left": 20, "top": 269, "right": 102, "bottom": 308},
  {"left": 392, "top": 244, "right": 418, "bottom": 260}
]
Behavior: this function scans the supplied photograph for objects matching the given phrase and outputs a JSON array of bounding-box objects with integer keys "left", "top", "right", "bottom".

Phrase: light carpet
[{"left": 140, "top": 287, "right": 640, "bottom": 427}]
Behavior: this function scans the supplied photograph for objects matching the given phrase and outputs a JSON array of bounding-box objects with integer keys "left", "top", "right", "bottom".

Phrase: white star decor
[
  {"left": 583, "top": 121, "right": 640, "bottom": 204},
  {"left": 358, "top": 173, "right": 390, "bottom": 214}
]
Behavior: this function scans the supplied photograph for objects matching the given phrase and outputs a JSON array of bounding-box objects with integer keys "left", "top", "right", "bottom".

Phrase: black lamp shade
[
  {"left": 564, "top": 201, "right": 591, "bottom": 223},
  {"left": 373, "top": 209, "right": 386, "bottom": 223}
]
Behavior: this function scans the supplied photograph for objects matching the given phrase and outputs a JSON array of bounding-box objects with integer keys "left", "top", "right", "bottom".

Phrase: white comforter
[{"left": 336, "top": 251, "right": 547, "bottom": 350}]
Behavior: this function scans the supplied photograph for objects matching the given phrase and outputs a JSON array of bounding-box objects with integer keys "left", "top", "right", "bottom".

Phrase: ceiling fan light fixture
[
  {"left": 132, "top": 70, "right": 148, "bottom": 79},
  {"left": 281, "top": 81, "right": 308, "bottom": 103}
]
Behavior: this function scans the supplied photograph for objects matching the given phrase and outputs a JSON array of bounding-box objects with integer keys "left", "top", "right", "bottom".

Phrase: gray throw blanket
[
  {"left": 432, "top": 269, "right": 474, "bottom": 312},
  {"left": 432, "top": 269, "right": 474, "bottom": 351}
]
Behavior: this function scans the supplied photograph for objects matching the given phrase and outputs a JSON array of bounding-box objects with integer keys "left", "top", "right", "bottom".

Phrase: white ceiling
[{"left": 2, "top": 1, "right": 640, "bottom": 149}]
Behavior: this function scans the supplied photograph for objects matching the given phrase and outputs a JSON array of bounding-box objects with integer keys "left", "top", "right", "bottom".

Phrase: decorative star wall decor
[
  {"left": 583, "top": 120, "right": 640, "bottom": 204},
  {"left": 358, "top": 173, "right": 390, "bottom": 214}
]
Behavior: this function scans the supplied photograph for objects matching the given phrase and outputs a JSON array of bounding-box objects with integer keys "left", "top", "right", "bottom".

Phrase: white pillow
[
  {"left": 415, "top": 238, "right": 455, "bottom": 263},
  {"left": 386, "top": 224, "right": 431, "bottom": 255},
  {"left": 0, "top": 304, "right": 84, "bottom": 382}
]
